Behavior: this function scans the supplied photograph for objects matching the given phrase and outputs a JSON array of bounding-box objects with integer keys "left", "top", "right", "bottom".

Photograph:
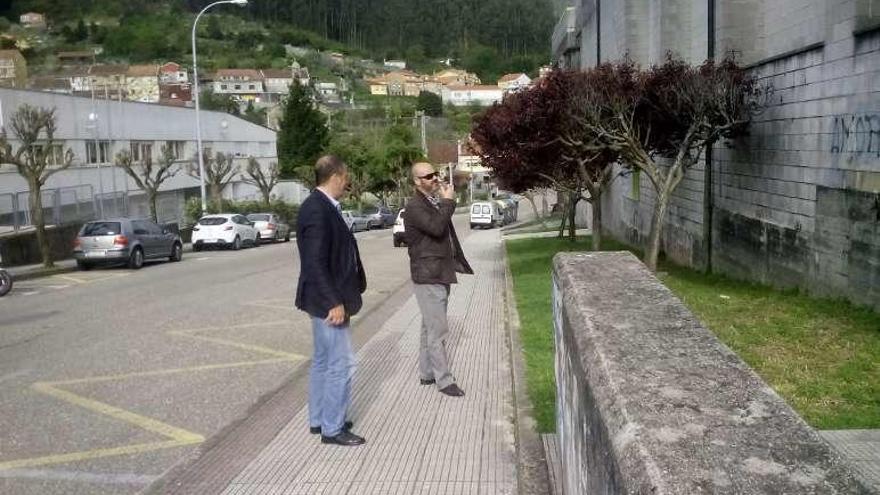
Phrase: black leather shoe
[
  {"left": 310, "top": 420, "right": 353, "bottom": 435},
  {"left": 439, "top": 384, "right": 465, "bottom": 397},
  {"left": 420, "top": 378, "right": 436, "bottom": 385},
  {"left": 321, "top": 430, "right": 366, "bottom": 446}
]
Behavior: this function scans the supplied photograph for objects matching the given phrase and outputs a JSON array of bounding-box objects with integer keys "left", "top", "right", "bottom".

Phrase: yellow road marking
[
  {"left": 44, "top": 358, "right": 294, "bottom": 386},
  {"left": 31, "top": 382, "right": 204, "bottom": 442},
  {"left": 0, "top": 440, "right": 199, "bottom": 471},
  {"left": 2, "top": 316, "right": 304, "bottom": 471}
]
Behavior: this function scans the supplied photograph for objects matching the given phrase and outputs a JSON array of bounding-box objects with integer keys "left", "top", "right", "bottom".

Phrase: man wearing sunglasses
[{"left": 403, "top": 161, "right": 473, "bottom": 397}]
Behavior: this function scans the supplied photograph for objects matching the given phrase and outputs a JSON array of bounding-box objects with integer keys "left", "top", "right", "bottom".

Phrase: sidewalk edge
[{"left": 501, "top": 239, "right": 553, "bottom": 495}]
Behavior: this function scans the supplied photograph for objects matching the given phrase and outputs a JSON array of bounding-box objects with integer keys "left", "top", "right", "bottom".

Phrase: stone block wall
[
  {"left": 571, "top": 0, "right": 880, "bottom": 310},
  {"left": 552, "top": 252, "right": 870, "bottom": 494}
]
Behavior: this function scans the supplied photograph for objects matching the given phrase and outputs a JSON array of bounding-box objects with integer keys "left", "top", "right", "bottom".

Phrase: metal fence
[{"left": 0, "top": 185, "right": 130, "bottom": 235}]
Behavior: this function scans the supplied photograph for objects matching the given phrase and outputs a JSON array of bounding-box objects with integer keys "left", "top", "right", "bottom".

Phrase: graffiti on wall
[{"left": 830, "top": 114, "right": 880, "bottom": 157}]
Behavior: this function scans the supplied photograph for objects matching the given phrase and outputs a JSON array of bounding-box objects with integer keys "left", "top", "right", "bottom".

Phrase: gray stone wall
[
  {"left": 552, "top": 252, "right": 870, "bottom": 494},
  {"left": 561, "top": 0, "right": 880, "bottom": 310}
]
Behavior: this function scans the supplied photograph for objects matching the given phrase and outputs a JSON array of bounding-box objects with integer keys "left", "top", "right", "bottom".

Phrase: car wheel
[
  {"left": 170, "top": 243, "right": 183, "bottom": 262},
  {"left": 76, "top": 260, "right": 92, "bottom": 271},
  {"left": 128, "top": 248, "right": 144, "bottom": 270},
  {"left": 193, "top": 243, "right": 202, "bottom": 252},
  {"left": 0, "top": 270, "right": 11, "bottom": 297},
  {"left": 254, "top": 234, "right": 261, "bottom": 247},
  {"left": 284, "top": 231, "right": 291, "bottom": 242},
  {"left": 232, "top": 236, "right": 241, "bottom": 251}
]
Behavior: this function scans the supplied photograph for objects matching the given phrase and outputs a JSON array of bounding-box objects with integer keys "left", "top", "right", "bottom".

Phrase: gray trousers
[{"left": 413, "top": 283, "right": 455, "bottom": 389}]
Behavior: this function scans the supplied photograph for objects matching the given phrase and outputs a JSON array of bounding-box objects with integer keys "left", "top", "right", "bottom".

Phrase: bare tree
[
  {"left": 0, "top": 105, "right": 74, "bottom": 268},
  {"left": 116, "top": 145, "right": 179, "bottom": 222},
  {"left": 188, "top": 151, "right": 238, "bottom": 209},
  {"left": 240, "top": 157, "right": 279, "bottom": 206},
  {"left": 578, "top": 57, "right": 769, "bottom": 270}
]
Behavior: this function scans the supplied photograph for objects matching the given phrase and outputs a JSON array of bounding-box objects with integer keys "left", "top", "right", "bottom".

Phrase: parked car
[
  {"left": 192, "top": 214, "right": 260, "bottom": 251},
  {"left": 342, "top": 210, "right": 371, "bottom": 232},
  {"left": 361, "top": 205, "right": 395, "bottom": 229},
  {"left": 392, "top": 208, "right": 406, "bottom": 247},
  {"left": 73, "top": 218, "right": 183, "bottom": 270},
  {"left": 470, "top": 201, "right": 503, "bottom": 229},
  {"left": 246, "top": 213, "right": 291, "bottom": 243}
]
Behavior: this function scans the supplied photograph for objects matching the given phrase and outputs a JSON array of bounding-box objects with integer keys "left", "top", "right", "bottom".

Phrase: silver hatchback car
[{"left": 73, "top": 218, "right": 184, "bottom": 270}]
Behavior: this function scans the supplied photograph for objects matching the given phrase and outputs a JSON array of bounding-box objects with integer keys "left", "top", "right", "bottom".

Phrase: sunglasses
[{"left": 417, "top": 172, "right": 438, "bottom": 181}]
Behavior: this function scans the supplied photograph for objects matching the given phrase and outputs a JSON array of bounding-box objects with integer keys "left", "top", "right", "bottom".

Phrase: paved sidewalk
[
  {"left": 216, "top": 228, "right": 517, "bottom": 494},
  {"left": 821, "top": 430, "right": 880, "bottom": 492}
]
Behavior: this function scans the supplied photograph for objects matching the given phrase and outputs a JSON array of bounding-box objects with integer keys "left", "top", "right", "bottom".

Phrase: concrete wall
[
  {"left": 553, "top": 252, "right": 870, "bottom": 494},
  {"left": 557, "top": 0, "right": 880, "bottom": 310}
]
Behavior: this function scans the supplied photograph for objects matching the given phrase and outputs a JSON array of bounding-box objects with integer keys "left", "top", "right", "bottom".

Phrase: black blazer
[{"left": 295, "top": 190, "right": 367, "bottom": 319}]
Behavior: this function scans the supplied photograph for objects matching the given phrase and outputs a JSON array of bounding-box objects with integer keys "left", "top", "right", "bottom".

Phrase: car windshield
[
  {"left": 199, "top": 217, "right": 228, "bottom": 226},
  {"left": 247, "top": 214, "right": 271, "bottom": 222},
  {"left": 362, "top": 207, "right": 378, "bottom": 214},
  {"left": 81, "top": 222, "right": 122, "bottom": 236}
]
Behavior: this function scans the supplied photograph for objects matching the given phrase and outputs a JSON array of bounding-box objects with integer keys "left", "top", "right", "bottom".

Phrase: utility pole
[{"left": 418, "top": 110, "right": 427, "bottom": 156}]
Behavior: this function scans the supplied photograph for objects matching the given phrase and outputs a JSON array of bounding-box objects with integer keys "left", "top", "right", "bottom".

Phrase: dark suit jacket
[
  {"left": 295, "top": 190, "right": 367, "bottom": 319},
  {"left": 404, "top": 191, "right": 473, "bottom": 285}
]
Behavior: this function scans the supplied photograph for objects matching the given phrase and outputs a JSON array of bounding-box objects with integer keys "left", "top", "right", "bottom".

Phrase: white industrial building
[{"left": 0, "top": 88, "right": 308, "bottom": 233}]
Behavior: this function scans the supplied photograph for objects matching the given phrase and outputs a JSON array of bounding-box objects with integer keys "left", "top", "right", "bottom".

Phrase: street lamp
[
  {"left": 192, "top": 0, "right": 248, "bottom": 216},
  {"left": 87, "top": 111, "right": 106, "bottom": 218}
]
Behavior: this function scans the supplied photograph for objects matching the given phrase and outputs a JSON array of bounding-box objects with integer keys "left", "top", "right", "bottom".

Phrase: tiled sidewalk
[{"left": 221, "top": 229, "right": 517, "bottom": 494}]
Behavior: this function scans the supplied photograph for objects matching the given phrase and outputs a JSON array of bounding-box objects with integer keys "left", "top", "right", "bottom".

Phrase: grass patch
[{"left": 506, "top": 236, "right": 880, "bottom": 432}]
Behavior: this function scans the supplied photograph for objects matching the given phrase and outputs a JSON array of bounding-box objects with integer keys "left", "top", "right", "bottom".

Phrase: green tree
[
  {"left": 417, "top": 91, "right": 443, "bottom": 117},
  {"left": 200, "top": 88, "right": 240, "bottom": 116},
  {"left": 242, "top": 101, "right": 267, "bottom": 126},
  {"left": 277, "top": 81, "right": 329, "bottom": 185}
]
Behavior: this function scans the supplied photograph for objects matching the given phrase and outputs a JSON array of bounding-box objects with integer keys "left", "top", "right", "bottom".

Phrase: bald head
[
  {"left": 411, "top": 162, "right": 434, "bottom": 180},
  {"left": 412, "top": 161, "right": 440, "bottom": 195}
]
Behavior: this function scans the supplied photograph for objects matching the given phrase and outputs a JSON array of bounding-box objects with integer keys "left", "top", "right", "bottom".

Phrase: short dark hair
[{"left": 314, "top": 155, "right": 346, "bottom": 186}]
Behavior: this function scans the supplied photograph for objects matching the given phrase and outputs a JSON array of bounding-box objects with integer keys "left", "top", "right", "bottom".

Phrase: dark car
[
  {"left": 361, "top": 205, "right": 395, "bottom": 229},
  {"left": 73, "top": 218, "right": 184, "bottom": 270}
]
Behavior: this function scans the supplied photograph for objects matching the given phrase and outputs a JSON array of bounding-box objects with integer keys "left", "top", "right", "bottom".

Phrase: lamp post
[{"left": 192, "top": 0, "right": 248, "bottom": 216}]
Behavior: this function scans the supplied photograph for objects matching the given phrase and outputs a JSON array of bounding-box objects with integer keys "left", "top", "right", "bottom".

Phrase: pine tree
[{"left": 276, "top": 82, "right": 329, "bottom": 185}]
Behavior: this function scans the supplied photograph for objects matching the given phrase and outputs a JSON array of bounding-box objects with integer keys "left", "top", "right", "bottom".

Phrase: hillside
[{"left": 0, "top": 0, "right": 553, "bottom": 82}]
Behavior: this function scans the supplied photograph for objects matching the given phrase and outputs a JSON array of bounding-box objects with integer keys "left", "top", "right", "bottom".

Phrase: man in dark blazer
[
  {"left": 295, "top": 155, "right": 367, "bottom": 446},
  {"left": 404, "top": 161, "right": 473, "bottom": 397}
]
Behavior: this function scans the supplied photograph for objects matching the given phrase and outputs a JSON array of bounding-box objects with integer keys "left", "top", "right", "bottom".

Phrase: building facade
[
  {"left": 126, "top": 65, "right": 160, "bottom": 103},
  {"left": 552, "top": 0, "right": 880, "bottom": 309},
  {"left": 212, "top": 69, "right": 265, "bottom": 102},
  {"left": 0, "top": 50, "right": 27, "bottom": 88},
  {"left": 442, "top": 85, "right": 504, "bottom": 106},
  {"left": 0, "top": 89, "right": 284, "bottom": 232}
]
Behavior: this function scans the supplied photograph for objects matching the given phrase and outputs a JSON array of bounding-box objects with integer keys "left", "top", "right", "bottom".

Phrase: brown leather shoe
[
  {"left": 321, "top": 430, "right": 366, "bottom": 446},
  {"left": 439, "top": 384, "right": 465, "bottom": 397}
]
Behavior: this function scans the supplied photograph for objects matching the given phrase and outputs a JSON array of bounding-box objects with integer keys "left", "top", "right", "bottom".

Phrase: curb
[
  {"left": 503, "top": 228, "right": 591, "bottom": 241},
  {"left": 8, "top": 244, "right": 197, "bottom": 282},
  {"left": 501, "top": 239, "right": 553, "bottom": 495},
  {"left": 10, "top": 265, "right": 78, "bottom": 282}
]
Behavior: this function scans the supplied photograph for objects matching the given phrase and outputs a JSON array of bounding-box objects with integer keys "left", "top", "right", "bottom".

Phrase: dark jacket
[
  {"left": 404, "top": 191, "right": 473, "bottom": 285},
  {"left": 295, "top": 190, "right": 367, "bottom": 319}
]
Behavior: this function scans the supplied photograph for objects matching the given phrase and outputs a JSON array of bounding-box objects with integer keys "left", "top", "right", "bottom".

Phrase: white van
[{"left": 470, "top": 201, "right": 502, "bottom": 229}]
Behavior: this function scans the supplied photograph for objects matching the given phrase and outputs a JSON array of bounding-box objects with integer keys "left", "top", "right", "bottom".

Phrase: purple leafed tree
[{"left": 472, "top": 69, "right": 617, "bottom": 247}]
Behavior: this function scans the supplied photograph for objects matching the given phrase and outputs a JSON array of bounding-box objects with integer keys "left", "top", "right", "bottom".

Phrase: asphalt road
[{"left": 0, "top": 218, "right": 475, "bottom": 495}]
